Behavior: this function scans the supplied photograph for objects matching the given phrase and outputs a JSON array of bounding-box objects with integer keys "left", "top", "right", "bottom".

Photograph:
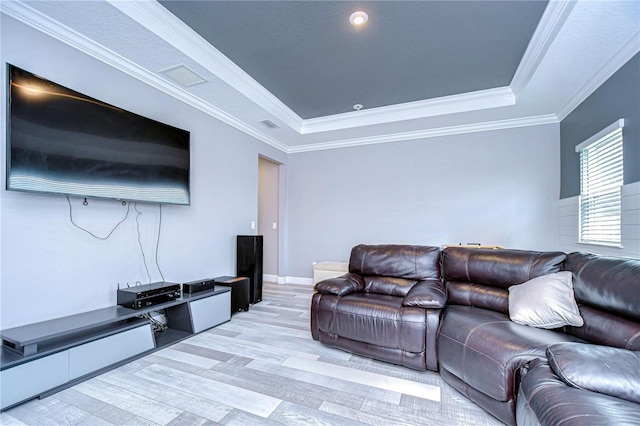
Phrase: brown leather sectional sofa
[{"left": 310, "top": 244, "right": 640, "bottom": 425}]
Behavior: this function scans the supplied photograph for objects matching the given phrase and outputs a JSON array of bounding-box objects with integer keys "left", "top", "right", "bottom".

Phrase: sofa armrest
[
  {"left": 546, "top": 342, "right": 640, "bottom": 404},
  {"left": 314, "top": 273, "right": 365, "bottom": 296},
  {"left": 403, "top": 279, "right": 446, "bottom": 309}
]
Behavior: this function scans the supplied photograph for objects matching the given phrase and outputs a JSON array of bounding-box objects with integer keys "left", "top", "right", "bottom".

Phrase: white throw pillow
[{"left": 508, "top": 271, "right": 584, "bottom": 329}]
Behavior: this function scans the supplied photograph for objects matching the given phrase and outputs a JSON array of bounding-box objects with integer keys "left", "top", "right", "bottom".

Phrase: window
[{"left": 576, "top": 119, "right": 624, "bottom": 246}]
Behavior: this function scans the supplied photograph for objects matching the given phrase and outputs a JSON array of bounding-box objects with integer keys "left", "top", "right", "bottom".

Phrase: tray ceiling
[{"left": 159, "top": 1, "right": 547, "bottom": 119}]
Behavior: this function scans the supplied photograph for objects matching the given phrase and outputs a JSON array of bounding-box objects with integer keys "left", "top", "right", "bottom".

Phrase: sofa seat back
[
  {"left": 439, "top": 247, "right": 569, "bottom": 425},
  {"left": 350, "top": 244, "right": 441, "bottom": 296},
  {"left": 442, "top": 247, "right": 567, "bottom": 314},
  {"left": 562, "top": 252, "right": 640, "bottom": 350}
]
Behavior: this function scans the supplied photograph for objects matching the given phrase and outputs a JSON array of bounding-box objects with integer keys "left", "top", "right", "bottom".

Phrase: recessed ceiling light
[{"left": 349, "top": 11, "right": 368, "bottom": 26}]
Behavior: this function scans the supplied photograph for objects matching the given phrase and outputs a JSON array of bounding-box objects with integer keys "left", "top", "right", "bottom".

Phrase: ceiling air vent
[
  {"left": 160, "top": 64, "right": 206, "bottom": 87},
  {"left": 260, "top": 120, "right": 279, "bottom": 129}
]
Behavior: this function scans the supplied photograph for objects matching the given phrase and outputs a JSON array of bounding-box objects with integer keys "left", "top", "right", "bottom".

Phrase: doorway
[{"left": 258, "top": 156, "right": 280, "bottom": 281}]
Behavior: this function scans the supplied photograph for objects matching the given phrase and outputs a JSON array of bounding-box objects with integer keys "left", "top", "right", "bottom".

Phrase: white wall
[
  {"left": 0, "top": 15, "right": 286, "bottom": 329},
  {"left": 559, "top": 181, "right": 640, "bottom": 258},
  {"left": 286, "top": 124, "right": 561, "bottom": 278}
]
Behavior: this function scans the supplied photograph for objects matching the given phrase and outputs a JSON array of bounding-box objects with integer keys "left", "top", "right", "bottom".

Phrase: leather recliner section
[{"left": 310, "top": 244, "right": 445, "bottom": 371}]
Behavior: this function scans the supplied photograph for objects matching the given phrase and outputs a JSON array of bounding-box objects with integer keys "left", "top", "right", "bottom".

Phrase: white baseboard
[
  {"left": 264, "top": 274, "right": 278, "bottom": 283},
  {"left": 264, "top": 275, "right": 313, "bottom": 286},
  {"left": 284, "top": 276, "right": 314, "bottom": 285}
]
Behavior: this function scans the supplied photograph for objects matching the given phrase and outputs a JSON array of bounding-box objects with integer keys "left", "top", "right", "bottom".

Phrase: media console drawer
[
  {"left": 69, "top": 324, "right": 154, "bottom": 380},
  {"left": 189, "top": 291, "right": 231, "bottom": 333},
  {"left": 0, "top": 351, "right": 69, "bottom": 410},
  {"left": 0, "top": 325, "right": 154, "bottom": 410}
]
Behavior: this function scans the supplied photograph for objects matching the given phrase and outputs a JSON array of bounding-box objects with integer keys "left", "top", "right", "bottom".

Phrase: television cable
[
  {"left": 155, "top": 203, "right": 166, "bottom": 282},
  {"left": 134, "top": 203, "right": 153, "bottom": 283},
  {"left": 67, "top": 196, "right": 130, "bottom": 240}
]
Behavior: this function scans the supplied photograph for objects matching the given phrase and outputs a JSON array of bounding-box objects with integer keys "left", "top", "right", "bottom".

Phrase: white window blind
[{"left": 576, "top": 119, "right": 624, "bottom": 246}]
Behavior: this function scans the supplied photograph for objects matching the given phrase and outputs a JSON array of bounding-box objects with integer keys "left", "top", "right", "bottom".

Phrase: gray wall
[
  {"left": 0, "top": 15, "right": 286, "bottom": 329},
  {"left": 286, "top": 124, "right": 561, "bottom": 278},
  {"left": 560, "top": 53, "right": 640, "bottom": 199}
]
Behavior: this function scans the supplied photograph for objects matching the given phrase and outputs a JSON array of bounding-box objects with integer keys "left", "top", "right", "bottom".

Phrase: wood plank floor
[{"left": 1, "top": 283, "right": 504, "bottom": 425}]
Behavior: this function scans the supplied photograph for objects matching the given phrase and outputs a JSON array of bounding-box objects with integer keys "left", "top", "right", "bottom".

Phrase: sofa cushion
[
  {"left": 349, "top": 244, "right": 441, "bottom": 288},
  {"left": 517, "top": 358, "right": 640, "bottom": 426},
  {"left": 315, "top": 273, "right": 365, "bottom": 296},
  {"left": 508, "top": 271, "right": 584, "bottom": 329},
  {"left": 564, "top": 304, "right": 640, "bottom": 350},
  {"left": 364, "top": 276, "right": 417, "bottom": 297},
  {"left": 446, "top": 281, "right": 509, "bottom": 313},
  {"left": 562, "top": 253, "right": 640, "bottom": 349},
  {"left": 316, "top": 292, "right": 427, "bottom": 353},
  {"left": 443, "top": 247, "right": 566, "bottom": 289},
  {"left": 438, "top": 305, "right": 583, "bottom": 402},
  {"left": 546, "top": 342, "right": 640, "bottom": 404},
  {"left": 565, "top": 252, "right": 640, "bottom": 322},
  {"left": 403, "top": 279, "right": 446, "bottom": 309}
]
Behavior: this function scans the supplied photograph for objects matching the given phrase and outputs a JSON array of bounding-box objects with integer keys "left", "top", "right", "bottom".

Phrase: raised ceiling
[
  {"left": 2, "top": 1, "right": 639, "bottom": 152},
  {"left": 159, "top": 1, "right": 547, "bottom": 119}
]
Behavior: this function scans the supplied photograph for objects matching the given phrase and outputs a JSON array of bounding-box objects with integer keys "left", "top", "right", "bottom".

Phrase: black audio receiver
[{"left": 117, "top": 281, "right": 181, "bottom": 309}]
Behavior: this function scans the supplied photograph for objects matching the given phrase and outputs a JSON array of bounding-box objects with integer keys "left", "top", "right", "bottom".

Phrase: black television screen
[{"left": 6, "top": 64, "right": 190, "bottom": 205}]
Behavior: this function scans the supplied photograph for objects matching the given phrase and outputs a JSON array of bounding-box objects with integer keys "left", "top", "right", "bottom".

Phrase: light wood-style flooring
[{"left": 1, "top": 282, "right": 504, "bottom": 425}]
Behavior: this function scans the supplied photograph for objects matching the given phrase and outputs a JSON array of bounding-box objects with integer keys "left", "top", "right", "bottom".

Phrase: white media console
[{"left": 0, "top": 288, "right": 231, "bottom": 410}]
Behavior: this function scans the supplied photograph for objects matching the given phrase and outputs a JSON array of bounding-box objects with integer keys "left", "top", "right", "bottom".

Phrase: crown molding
[
  {"left": 557, "top": 29, "right": 640, "bottom": 121},
  {"left": 1, "top": 0, "right": 290, "bottom": 153},
  {"left": 106, "top": 0, "right": 304, "bottom": 133},
  {"left": 289, "top": 115, "right": 559, "bottom": 154},
  {"left": 511, "top": 0, "right": 576, "bottom": 95},
  {"left": 300, "top": 87, "right": 515, "bottom": 134}
]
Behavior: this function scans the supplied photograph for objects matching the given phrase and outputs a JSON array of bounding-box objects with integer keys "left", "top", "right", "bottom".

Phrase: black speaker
[
  {"left": 236, "top": 235, "right": 263, "bottom": 304},
  {"left": 182, "top": 278, "right": 215, "bottom": 295},
  {"left": 213, "top": 276, "right": 250, "bottom": 314}
]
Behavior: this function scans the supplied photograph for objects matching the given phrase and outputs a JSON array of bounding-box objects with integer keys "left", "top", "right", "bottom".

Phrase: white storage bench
[{"left": 313, "top": 261, "right": 349, "bottom": 284}]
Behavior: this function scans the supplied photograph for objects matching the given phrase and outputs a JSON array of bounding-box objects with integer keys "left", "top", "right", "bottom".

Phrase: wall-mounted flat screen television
[{"left": 6, "top": 64, "right": 190, "bottom": 205}]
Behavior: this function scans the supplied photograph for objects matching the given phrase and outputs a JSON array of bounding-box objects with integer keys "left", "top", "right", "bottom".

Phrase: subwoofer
[{"left": 236, "top": 235, "right": 263, "bottom": 304}]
